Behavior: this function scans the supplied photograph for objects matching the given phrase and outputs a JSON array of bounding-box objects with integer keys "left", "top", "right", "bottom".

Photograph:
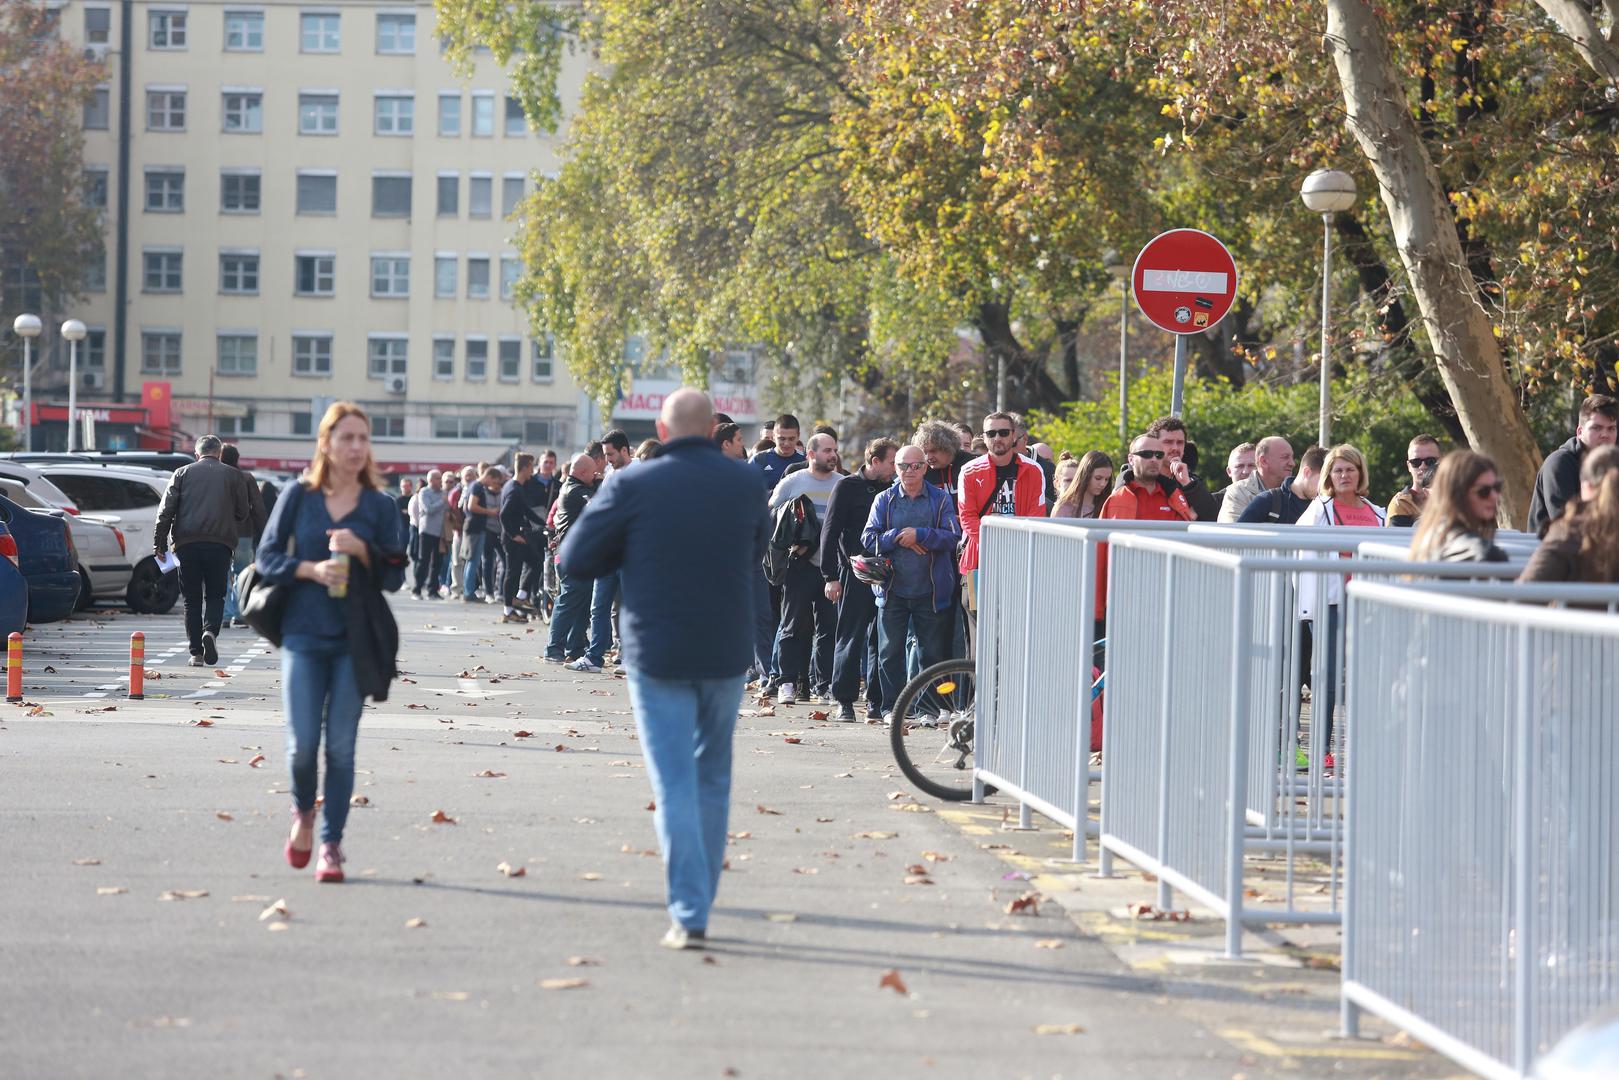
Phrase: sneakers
[
  {"left": 501, "top": 611, "right": 528, "bottom": 624},
  {"left": 543, "top": 655, "right": 567, "bottom": 665},
  {"left": 659, "top": 924, "right": 706, "bottom": 950},
  {"left": 777, "top": 682, "right": 797, "bottom": 706},
  {"left": 567, "top": 658, "right": 603, "bottom": 673},
  {"left": 836, "top": 703, "right": 857, "bottom": 722},
  {"left": 314, "top": 842, "right": 344, "bottom": 884},
  {"left": 411, "top": 589, "right": 423, "bottom": 599},
  {"left": 201, "top": 630, "right": 218, "bottom": 666},
  {"left": 285, "top": 808, "right": 315, "bottom": 869},
  {"left": 189, "top": 654, "right": 207, "bottom": 667},
  {"left": 1324, "top": 752, "right": 1336, "bottom": 772},
  {"left": 865, "top": 704, "right": 884, "bottom": 722}
]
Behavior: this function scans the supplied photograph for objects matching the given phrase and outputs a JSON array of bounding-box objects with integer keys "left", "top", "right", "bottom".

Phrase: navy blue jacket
[
  {"left": 559, "top": 437, "right": 769, "bottom": 679},
  {"left": 861, "top": 480, "right": 961, "bottom": 612},
  {"left": 1237, "top": 479, "right": 1310, "bottom": 526}
]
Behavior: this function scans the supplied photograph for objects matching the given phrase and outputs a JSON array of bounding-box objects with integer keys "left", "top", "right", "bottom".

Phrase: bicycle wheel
[{"left": 890, "top": 657, "right": 988, "bottom": 802}]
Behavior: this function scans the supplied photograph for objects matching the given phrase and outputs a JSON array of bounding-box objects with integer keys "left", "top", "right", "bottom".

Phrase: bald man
[
  {"left": 766, "top": 432, "right": 841, "bottom": 705},
  {"left": 1218, "top": 436, "right": 1295, "bottom": 523},
  {"left": 560, "top": 387, "right": 770, "bottom": 950},
  {"left": 543, "top": 453, "right": 600, "bottom": 663}
]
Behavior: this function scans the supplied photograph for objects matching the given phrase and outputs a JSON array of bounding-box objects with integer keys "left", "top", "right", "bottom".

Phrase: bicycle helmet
[{"left": 849, "top": 553, "right": 894, "bottom": 587}]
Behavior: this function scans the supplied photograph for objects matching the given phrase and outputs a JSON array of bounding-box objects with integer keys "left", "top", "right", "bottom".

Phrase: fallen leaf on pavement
[
  {"left": 350, "top": 795, "right": 370, "bottom": 806},
  {"left": 905, "top": 864, "right": 929, "bottom": 875},
  {"left": 513, "top": 730, "right": 533, "bottom": 738},
  {"left": 96, "top": 886, "right": 127, "bottom": 895},
  {"left": 160, "top": 889, "right": 209, "bottom": 901},
  {"left": 1034, "top": 939, "right": 1065, "bottom": 949},
  {"left": 217, "top": 757, "right": 238, "bottom": 764},
  {"left": 42, "top": 665, "right": 56, "bottom": 673},
  {"left": 497, "top": 861, "right": 526, "bottom": 878},
  {"left": 215, "top": 811, "right": 234, "bottom": 821},
  {"left": 214, "top": 670, "right": 230, "bottom": 678},
  {"left": 473, "top": 770, "right": 507, "bottom": 778},
  {"left": 645, "top": 800, "right": 656, "bottom": 811},
  {"left": 756, "top": 804, "right": 782, "bottom": 815},
  {"left": 538, "top": 978, "right": 588, "bottom": 990},
  {"left": 783, "top": 737, "right": 802, "bottom": 745},
  {"left": 143, "top": 669, "right": 161, "bottom": 679},
  {"left": 193, "top": 719, "right": 214, "bottom": 728},
  {"left": 73, "top": 858, "right": 101, "bottom": 866},
  {"left": 808, "top": 710, "right": 829, "bottom": 721},
  {"left": 702, "top": 955, "right": 719, "bottom": 966},
  {"left": 878, "top": 970, "right": 909, "bottom": 995},
  {"left": 258, "top": 899, "right": 291, "bottom": 922},
  {"left": 1004, "top": 893, "right": 1041, "bottom": 916},
  {"left": 247, "top": 754, "right": 265, "bottom": 768},
  {"left": 1032, "top": 1023, "right": 1086, "bottom": 1035},
  {"left": 565, "top": 956, "right": 599, "bottom": 967},
  {"left": 887, "top": 791, "right": 911, "bottom": 801},
  {"left": 904, "top": 876, "right": 934, "bottom": 886},
  {"left": 891, "top": 803, "right": 932, "bottom": 813},
  {"left": 815, "top": 817, "right": 834, "bottom": 823},
  {"left": 855, "top": 831, "right": 898, "bottom": 840},
  {"left": 793, "top": 867, "right": 818, "bottom": 875},
  {"left": 430, "top": 810, "right": 457, "bottom": 824},
  {"left": 580, "top": 872, "right": 602, "bottom": 881},
  {"left": 404, "top": 918, "right": 427, "bottom": 928},
  {"left": 764, "top": 913, "right": 797, "bottom": 923},
  {"left": 921, "top": 851, "right": 950, "bottom": 862}
]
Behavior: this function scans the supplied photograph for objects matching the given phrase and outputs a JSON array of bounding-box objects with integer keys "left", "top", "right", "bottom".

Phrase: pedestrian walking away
[
  {"left": 558, "top": 387, "right": 769, "bottom": 949},
  {"left": 154, "top": 434, "right": 250, "bottom": 667},
  {"left": 254, "top": 401, "right": 405, "bottom": 884},
  {"left": 544, "top": 453, "right": 599, "bottom": 663},
  {"left": 499, "top": 454, "right": 545, "bottom": 623},
  {"left": 220, "top": 443, "right": 269, "bottom": 627},
  {"left": 412, "top": 471, "right": 448, "bottom": 598},
  {"left": 460, "top": 466, "right": 499, "bottom": 600}
]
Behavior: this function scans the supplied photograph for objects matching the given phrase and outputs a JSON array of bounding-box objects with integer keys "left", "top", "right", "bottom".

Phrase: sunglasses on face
[
  {"left": 983, "top": 428, "right": 1013, "bottom": 439},
  {"left": 1408, "top": 456, "right": 1439, "bottom": 468},
  {"left": 897, "top": 462, "right": 926, "bottom": 472},
  {"left": 1473, "top": 481, "right": 1504, "bottom": 498},
  {"left": 1132, "top": 449, "right": 1165, "bottom": 460}
]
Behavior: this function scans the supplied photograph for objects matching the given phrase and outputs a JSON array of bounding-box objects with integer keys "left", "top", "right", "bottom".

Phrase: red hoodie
[{"left": 1094, "top": 478, "right": 1193, "bottom": 619}]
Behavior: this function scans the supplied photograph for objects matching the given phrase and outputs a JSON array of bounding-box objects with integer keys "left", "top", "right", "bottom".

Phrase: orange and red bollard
[
  {"left": 5, "top": 632, "right": 21, "bottom": 703},
  {"left": 128, "top": 631, "right": 145, "bottom": 700}
]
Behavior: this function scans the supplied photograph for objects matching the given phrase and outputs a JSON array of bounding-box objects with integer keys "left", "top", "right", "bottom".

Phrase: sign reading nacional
[{"left": 614, "top": 379, "right": 758, "bottom": 423}]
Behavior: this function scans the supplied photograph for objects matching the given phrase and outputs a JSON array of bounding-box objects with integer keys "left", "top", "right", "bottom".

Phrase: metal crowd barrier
[{"left": 1341, "top": 580, "right": 1619, "bottom": 1080}]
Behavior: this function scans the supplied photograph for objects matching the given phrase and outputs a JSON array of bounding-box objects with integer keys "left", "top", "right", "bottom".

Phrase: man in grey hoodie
[
  {"left": 155, "top": 434, "right": 249, "bottom": 666},
  {"left": 412, "top": 470, "right": 448, "bottom": 598}
]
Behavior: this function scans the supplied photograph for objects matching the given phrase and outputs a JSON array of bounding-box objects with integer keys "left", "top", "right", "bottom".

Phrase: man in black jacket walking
[
  {"left": 499, "top": 453, "right": 544, "bottom": 624},
  {"left": 1528, "top": 394, "right": 1617, "bottom": 535},
  {"left": 154, "top": 434, "right": 249, "bottom": 666},
  {"left": 543, "top": 454, "right": 598, "bottom": 664},
  {"left": 820, "top": 438, "right": 897, "bottom": 721}
]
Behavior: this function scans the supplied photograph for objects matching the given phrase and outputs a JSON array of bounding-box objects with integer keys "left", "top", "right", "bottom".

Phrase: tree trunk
[
  {"left": 1055, "top": 316, "right": 1083, "bottom": 403},
  {"left": 1530, "top": 0, "right": 1619, "bottom": 84},
  {"left": 1325, "top": 0, "right": 1542, "bottom": 526},
  {"left": 974, "top": 300, "right": 1066, "bottom": 413}
]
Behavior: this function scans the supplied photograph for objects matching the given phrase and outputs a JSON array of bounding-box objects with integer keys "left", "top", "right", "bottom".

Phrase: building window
[
  {"left": 83, "top": 257, "right": 107, "bottom": 294},
  {"left": 374, "top": 94, "right": 413, "bottom": 135},
  {"left": 216, "top": 412, "right": 255, "bottom": 436},
  {"left": 367, "top": 336, "right": 407, "bottom": 379},
  {"left": 84, "top": 169, "right": 109, "bottom": 209},
  {"left": 222, "top": 91, "right": 263, "bottom": 133},
  {"left": 466, "top": 256, "right": 490, "bottom": 300},
  {"left": 85, "top": 329, "right": 107, "bottom": 369},
  {"left": 374, "top": 416, "right": 405, "bottom": 438},
  {"left": 298, "top": 93, "right": 338, "bottom": 135},
  {"left": 501, "top": 175, "right": 524, "bottom": 218},
  {"left": 434, "top": 417, "right": 493, "bottom": 439},
  {"left": 149, "top": 10, "right": 186, "bottom": 49},
  {"left": 301, "top": 12, "right": 339, "bottom": 52},
  {"left": 434, "top": 255, "right": 456, "bottom": 298},
  {"left": 370, "top": 255, "right": 409, "bottom": 297},
  {"left": 140, "top": 332, "right": 182, "bottom": 374},
  {"left": 500, "top": 256, "right": 520, "bottom": 301},
  {"left": 85, "top": 7, "right": 111, "bottom": 44},
  {"left": 144, "top": 170, "right": 184, "bottom": 212},
  {"left": 296, "top": 172, "right": 337, "bottom": 215},
  {"left": 498, "top": 338, "right": 521, "bottom": 382},
  {"left": 437, "top": 92, "right": 460, "bottom": 136},
  {"left": 217, "top": 333, "right": 257, "bottom": 375},
  {"left": 292, "top": 411, "right": 313, "bottom": 435},
  {"left": 221, "top": 171, "right": 261, "bottom": 213},
  {"left": 292, "top": 334, "right": 333, "bottom": 376},
  {"left": 471, "top": 92, "right": 494, "bottom": 137},
  {"left": 532, "top": 335, "right": 554, "bottom": 382},
  {"left": 436, "top": 173, "right": 458, "bottom": 217},
  {"left": 433, "top": 337, "right": 454, "bottom": 379},
  {"left": 219, "top": 252, "right": 259, "bottom": 294},
  {"left": 504, "top": 96, "right": 527, "bottom": 136},
  {"left": 468, "top": 175, "right": 492, "bottom": 218},
  {"left": 143, "top": 250, "right": 182, "bottom": 292},
  {"left": 224, "top": 10, "right": 264, "bottom": 51},
  {"left": 371, "top": 174, "right": 412, "bottom": 217},
  {"left": 84, "top": 88, "right": 110, "bottom": 130},
  {"left": 294, "top": 253, "right": 335, "bottom": 295},
  {"left": 376, "top": 12, "right": 414, "bottom": 53},
  {"left": 465, "top": 338, "right": 488, "bottom": 380},
  {"left": 146, "top": 90, "right": 186, "bottom": 131}
]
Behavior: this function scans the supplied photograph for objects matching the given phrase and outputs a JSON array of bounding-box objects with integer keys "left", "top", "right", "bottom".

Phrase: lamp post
[
  {"left": 61, "top": 319, "right": 87, "bottom": 452},
  {"left": 1300, "top": 169, "right": 1357, "bottom": 447},
  {"left": 1103, "top": 250, "right": 1131, "bottom": 459},
  {"left": 12, "top": 314, "right": 41, "bottom": 452}
]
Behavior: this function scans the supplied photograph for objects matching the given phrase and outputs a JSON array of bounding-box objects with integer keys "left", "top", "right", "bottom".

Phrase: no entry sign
[{"left": 1131, "top": 229, "right": 1239, "bottom": 336}]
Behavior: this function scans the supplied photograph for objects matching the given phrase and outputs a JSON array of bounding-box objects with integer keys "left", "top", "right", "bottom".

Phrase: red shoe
[
  {"left": 315, "top": 842, "right": 345, "bottom": 883},
  {"left": 1324, "top": 752, "right": 1336, "bottom": 772},
  {"left": 285, "top": 809, "right": 315, "bottom": 869}
]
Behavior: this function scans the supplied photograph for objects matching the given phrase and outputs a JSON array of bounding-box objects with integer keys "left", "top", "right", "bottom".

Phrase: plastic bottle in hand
[{"left": 327, "top": 549, "right": 350, "bottom": 598}]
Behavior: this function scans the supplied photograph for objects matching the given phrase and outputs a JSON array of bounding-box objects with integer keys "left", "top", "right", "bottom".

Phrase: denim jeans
[
  {"left": 282, "top": 636, "right": 363, "bottom": 845},
  {"left": 751, "top": 565, "right": 778, "bottom": 680},
  {"left": 585, "top": 571, "right": 619, "bottom": 665},
  {"left": 877, "top": 593, "right": 951, "bottom": 712},
  {"left": 546, "top": 572, "right": 594, "bottom": 660},
  {"left": 830, "top": 571, "right": 882, "bottom": 711},
  {"left": 625, "top": 669, "right": 746, "bottom": 931},
  {"left": 222, "top": 537, "right": 254, "bottom": 623},
  {"left": 462, "top": 531, "right": 487, "bottom": 598},
  {"left": 177, "top": 542, "right": 233, "bottom": 654}
]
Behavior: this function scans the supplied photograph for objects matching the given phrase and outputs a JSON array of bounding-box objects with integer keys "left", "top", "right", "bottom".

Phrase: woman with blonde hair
[
  {"left": 1409, "top": 450, "right": 1508, "bottom": 562},
  {"left": 634, "top": 438, "right": 662, "bottom": 462},
  {"left": 1520, "top": 445, "right": 1619, "bottom": 583},
  {"left": 1051, "top": 451, "right": 1115, "bottom": 519},
  {"left": 255, "top": 402, "right": 406, "bottom": 883}
]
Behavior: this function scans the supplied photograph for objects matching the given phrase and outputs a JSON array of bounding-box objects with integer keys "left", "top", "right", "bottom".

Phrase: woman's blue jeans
[{"left": 282, "top": 636, "right": 363, "bottom": 844}]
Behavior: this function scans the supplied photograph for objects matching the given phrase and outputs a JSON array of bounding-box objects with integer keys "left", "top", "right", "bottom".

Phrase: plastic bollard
[
  {"left": 5, "top": 632, "right": 21, "bottom": 703},
  {"left": 128, "top": 631, "right": 145, "bottom": 700}
]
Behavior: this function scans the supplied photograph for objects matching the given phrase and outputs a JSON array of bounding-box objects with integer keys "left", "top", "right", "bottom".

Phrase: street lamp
[
  {"left": 1103, "top": 250, "right": 1131, "bottom": 459},
  {"left": 60, "top": 319, "right": 87, "bottom": 452},
  {"left": 12, "top": 314, "right": 41, "bottom": 452},
  {"left": 1300, "top": 169, "right": 1358, "bottom": 447}
]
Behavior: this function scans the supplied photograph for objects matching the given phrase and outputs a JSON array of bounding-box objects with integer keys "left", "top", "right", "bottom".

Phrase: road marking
[{"left": 1217, "top": 1028, "right": 1424, "bottom": 1062}]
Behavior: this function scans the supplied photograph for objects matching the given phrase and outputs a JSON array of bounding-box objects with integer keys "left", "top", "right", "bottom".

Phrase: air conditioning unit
[
  {"left": 386, "top": 375, "right": 408, "bottom": 395},
  {"left": 83, "top": 44, "right": 108, "bottom": 61},
  {"left": 81, "top": 370, "right": 106, "bottom": 390}
]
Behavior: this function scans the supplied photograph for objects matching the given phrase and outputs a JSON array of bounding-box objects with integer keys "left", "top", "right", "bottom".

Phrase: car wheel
[
  {"left": 126, "top": 556, "right": 180, "bottom": 615},
  {"left": 76, "top": 567, "right": 93, "bottom": 611}
]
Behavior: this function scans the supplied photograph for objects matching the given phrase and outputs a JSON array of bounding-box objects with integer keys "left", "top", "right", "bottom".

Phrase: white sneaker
[
  {"left": 777, "top": 682, "right": 796, "bottom": 706},
  {"left": 567, "top": 658, "right": 602, "bottom": 673}
]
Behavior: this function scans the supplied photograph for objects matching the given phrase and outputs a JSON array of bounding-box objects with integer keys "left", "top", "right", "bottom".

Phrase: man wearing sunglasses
[
  {"left": 1094, "top": 434, "right": 1196, "bottom": 634},
  {"left": 1385, "top": 434, "right": 1443, "bottom": 528},
  {"left": 957, "top": 411, "right": 1047, "bottom": 617}
]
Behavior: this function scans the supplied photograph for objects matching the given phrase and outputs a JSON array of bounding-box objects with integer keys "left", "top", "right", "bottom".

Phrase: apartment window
[
  {"left": 296, "top": 171, "right": 337, "bottom": 214},
  {"left": 224, "top": 10, "right": 263, "bottom": 50},
  {"left": 437, "top": 92, "right": 460, "bottom": 136},
  {"left": 374, "top": 416, "right": 405, "bottom": 438},
  {"left": 141, "top": 331, "right": 182, "bottom": 374},
  {"left": 84, "top": 87, "right": 110, "bottom": 130},
  {"left": 500, "top": 256, "right": 520, "bottom": 301},
  {"left": 219, "top": 252, "right": 259, "bottom": 294},
  {"left": 433, "top": 337, "right": 454, "bottom": 379},
  {"left": 83, "top": 257, "right": 107, "bottom": 294},
  {"left": 370, "top": 254, "right": 409, "bottom": 297},
  {"left": 434, "top": 255, "right": 456, "bottom": 298},
  {"left": 216, "top": 412, "right": 255, "bottom": 436},
  {"left": 291, "top": 411, "right": 313, "bottom": 435},
  {"left": 436, "top": 173, "right": 458, "bottom": 216},
  {"left": 465, "top": 337, "right": 487, "bottom": 380},
  {"left": 301, "top": 12, "right": 339, "bottom": 52},
  {"left": 146, "top": 89, "right": 186, "bottom": 131},
  {"left": 221, "top": 170, "right": 261, "bottom": 213},
  {"left": 501, "top": 175, "right": 524, "bottom": 218},
  {"left": 292, "top": 334, "right": 333, "bottom": 376},
  {"left": 84, "top": 169, "right": 109, "bottom": 209},
  {"left": 85, "top": 329, "right": 107, "bottom": 369},
  {"left": 298, "top": 93, "right": 338, "bottom": 135},
  {"left": 367, "top": 336, "right": 407, "bottom": 378},
  {"left": 471, "top": 92, "right": 494, "bottom": 136},
  {"left": 143, "top": 250, "right": 182, "bottom": 292},
  {"left": 144, "top": 169, "right": 184, "bottom": 212},
  {"left": 294, "top": 253, "right": 335, "bottom": 295},
  {"left": 217, "top": 333, "right": 257, "bottom": 375},
  {"left": 498, "top": 338, "right": 521, "bottom": 382},
  {"left": 374, "top": 93, "right": 413, "bottom": 135},
  {"left": 434, "top": 417, "right": 476, "bottom": 439},
  {"left": 532, "top": 335, "right": 554, "bottom": 382},
  {"left": 466, "top": 256, "right": 490, "bottom": 299},
  {"left": 85, "top": 7, "right": 111, "bottom": 44},
  {"left": 376, "top": 12, "right": 414, "bottom": 53},
  {"left": 223, "top": 91, "right": 263, "bottom": 133},
  {"left": 504, "top": 96, "right": 527, "bottom": 136},
  {"left": 468, "top": 175, "right": 492, "bottom": 218},
  {"left": 372, "top": 174, "right": 411, "bottom": 217},
  {"left": 149, "top": 10, "right": 186, "bottom": 49}
]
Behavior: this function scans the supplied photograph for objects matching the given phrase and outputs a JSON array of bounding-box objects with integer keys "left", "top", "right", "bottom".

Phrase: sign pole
[{"left": 1170, "top": 335, "right": 1189, "bottom": 418}]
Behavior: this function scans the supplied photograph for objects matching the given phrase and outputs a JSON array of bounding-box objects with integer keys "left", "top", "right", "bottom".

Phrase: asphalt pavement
[{"left": 0, "top": 597, "right": 1461, "bottom": 1079}]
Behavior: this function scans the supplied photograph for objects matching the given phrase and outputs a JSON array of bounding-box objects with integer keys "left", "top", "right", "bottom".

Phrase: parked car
[
  {"left": 2, "top": 450, "right": 195, "bottom": 473},
  {"left": 33, "top": 464, "right": 177, "bottom": 613},
  {"left": 0, "top": 462, "right": 81, "bottom": 514},
  {"left": 0, "top": 492, "right": 79, "bottom": 623},
  {"left": 0, "top": 478, "right": 130, "bottom": 609},
  {"left": 0, "top": 521, "right": 27, "bottom": 639}
]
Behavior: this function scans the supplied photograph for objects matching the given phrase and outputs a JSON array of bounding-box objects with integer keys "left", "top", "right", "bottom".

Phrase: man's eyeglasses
[
  {"left": 897, "top": 462, "right": 926, "bottom": 472},
  {"left": 1131, "top": 449, "right": 1165, "bottom": 459},
  {"left": 1408, "top": 456, "right": 1439, "bottom": 468},
  {"left": 1473, "top": 481, "right": 1505, "bottom": 498},
  {"left": 983, "top": 428, "right": 1013, "bottom": 439}
]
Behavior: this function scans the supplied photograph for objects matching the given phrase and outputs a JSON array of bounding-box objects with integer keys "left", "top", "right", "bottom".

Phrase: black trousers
[
  {"left": 482, "top": 532, "right": 502, "bottom": 595},
  {"left": 830, "top": 570, "right": 882, "bottom": 710},
  {"left": 413, "top": 533, "right": 445, "bottom": 594},
  {"left": 502, "top": 535, "right": 541, "bottom": 606},
  {"left": 779, "top": 559, "right": 836, "bottom": 690},
  {"left": 177, "top": 542, "right": 232, "bottom": 653}
]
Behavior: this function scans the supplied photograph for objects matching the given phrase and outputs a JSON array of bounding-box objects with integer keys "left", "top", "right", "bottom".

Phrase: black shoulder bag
[{"left": 236, "top": 483, "right": 305, "bottom": 647}]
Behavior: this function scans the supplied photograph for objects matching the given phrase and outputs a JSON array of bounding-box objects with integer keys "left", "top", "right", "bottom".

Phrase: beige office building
[{"left": 42, "top": 0, "right": 589, "bottom": 474}]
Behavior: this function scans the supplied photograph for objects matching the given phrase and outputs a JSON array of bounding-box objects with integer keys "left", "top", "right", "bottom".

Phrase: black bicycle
[{"left": 888, "top": 657, "right": 981, "bottom": 801}]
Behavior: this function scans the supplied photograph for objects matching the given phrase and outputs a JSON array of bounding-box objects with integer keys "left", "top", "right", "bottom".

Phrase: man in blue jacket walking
[{"left": 559, "top": 388, "right": 769, "bottom": 950}]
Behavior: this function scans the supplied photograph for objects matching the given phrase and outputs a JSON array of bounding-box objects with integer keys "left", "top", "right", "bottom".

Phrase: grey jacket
[
  {"left": 416, "top": 487, "right": 447, "bottom": 537},
  {"left": 154, "top": 457, "right": 250, "bottom": 552}
]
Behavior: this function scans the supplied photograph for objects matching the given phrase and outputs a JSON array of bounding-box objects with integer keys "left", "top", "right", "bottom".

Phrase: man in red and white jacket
[
  {"left": 958, "top": 412, "right": 1047, "bottom": 606},
  {"left": 1095, "top": 432, "right": 1194, "bottom": 625}
]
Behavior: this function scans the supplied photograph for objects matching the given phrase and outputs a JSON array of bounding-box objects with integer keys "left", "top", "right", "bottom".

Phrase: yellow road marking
[{"left": 1218, "top": 1028, "right": 1425, "bottom": 1062}]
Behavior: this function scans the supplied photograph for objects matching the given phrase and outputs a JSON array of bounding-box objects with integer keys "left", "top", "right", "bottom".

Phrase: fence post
[
  {"left": 1512, "top": 623, "right": 1535, "bottom": 1073},
  {"left": 1339, "top": 589, "right": 1361, "bottom": 1038},
  {"left": 1012, "top": 536, "right": 1040, "bottom": 831},
  {"left": 1224, "top": 565, "right": 1253, "bottom": 959},
  {"left": 1155, "top": 555, "right": 1178, "bottom": 912},
  {"left": 1072, "top": 532, "right": 1098, "bottom": 864}
]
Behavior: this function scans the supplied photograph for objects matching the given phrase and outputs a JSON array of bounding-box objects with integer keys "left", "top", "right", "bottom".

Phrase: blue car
[
  {"left": 0, "top": 492, "right": 79, "bottom": 624},
  {"left": 0, "top": 521, "right": 26, "bottom": 639}
]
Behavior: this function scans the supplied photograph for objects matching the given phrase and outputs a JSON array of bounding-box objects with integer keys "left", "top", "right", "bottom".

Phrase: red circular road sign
[{"left": 1130, "top": 229, "right": 1240, "bottom": 336}]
